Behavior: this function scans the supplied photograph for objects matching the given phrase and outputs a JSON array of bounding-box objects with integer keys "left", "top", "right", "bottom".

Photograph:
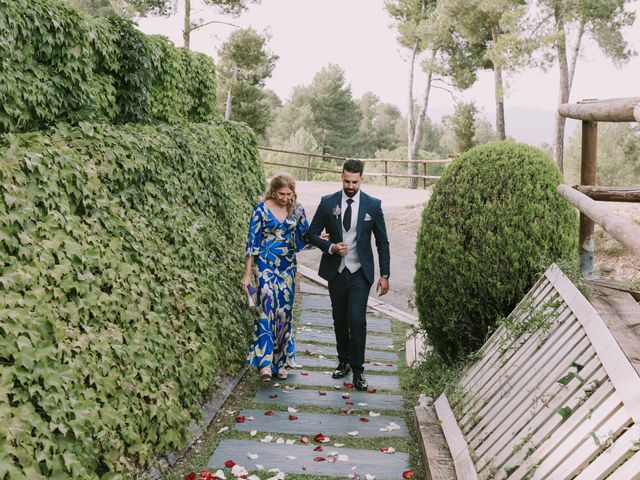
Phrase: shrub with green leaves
[
  {"left": 0, "top": 0, "right": 218, "bottom": 133},
  {"left": 414, "top": 141, "right": 577, "bottom": 362},
  {"left": 0, "top": 121, "right": 263, "bottom": 478}
]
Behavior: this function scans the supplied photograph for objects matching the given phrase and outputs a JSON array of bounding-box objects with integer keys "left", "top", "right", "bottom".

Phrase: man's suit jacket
[{"left": 306, "top": 190, "right": 390, "bottom": 284}]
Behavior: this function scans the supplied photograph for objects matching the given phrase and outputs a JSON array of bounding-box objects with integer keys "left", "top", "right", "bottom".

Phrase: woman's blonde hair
[{"left": 265, "top": 172, "right": 298, "bottom": 209}]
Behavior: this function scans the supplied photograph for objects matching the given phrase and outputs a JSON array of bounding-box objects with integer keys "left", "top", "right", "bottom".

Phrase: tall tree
[
  {"left": 441, "top": 0, "right": 532, "bottom": 141},
  {"left": 386, "top": 0, "right": 480, "bottom": 188},
  {"left": 216, "top": 27, "right": 278, "bottom": 139},
  {"left": 533, "top": 0, "right": 636, "bottom": 172},
  {"left": 307, "top": 64, "right": 362, "bottom": 157},
  {"left": 354, "top": 92, "right": 403, "bottom": 157},
  {"left": 444, "top": 102, "right": 479, "bottom": 153}
]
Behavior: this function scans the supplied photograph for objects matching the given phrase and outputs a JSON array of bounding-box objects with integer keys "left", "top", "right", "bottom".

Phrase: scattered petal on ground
[
  {"left": 276, "top": 437, "right": 285, "bottom": 444},
  {"left": 313, "top": 456, "right": 325, "bottom": 462},
  {"left": 287, "top": 407, "right": 298, "bottom": 413},
  {"left": 255, "top": 465, "right": 264, "bottom": 470},
  {"left": 269, "top": 394, "right": 278, "bottom": 399},
  {"left": 318, "top": 391, "right": 327, "bottom": 396},
  {"left": 366, "top": 475, "right": 376, "bottom": 480},
  {"left": 300, "top": 435, "right": 309, "bottom": 444},
  {"left": 250, "top": 430, "right": 258, "bottom": 437},
  {"left": 313, "top": 434, "right": 326, "bottom": 442},
  {"left": 260, "top": 435, "right": 273, "bottom": 443},
  {"left": 402, "top": 471, "right": 415, "bottom": 478},
  {"left": 357, "top": 403, "right": 368, "bottom": 406},
  {"left": 334, "top": 443, "right": 345, "bottom": 447},
  {"left": 359, "top": 417, "right": 370, "bottom": 422},
  {"left": 285, "top": 439, "right": 295, "bottom": 445},
  {"left": 214, "top": 469, "right": 226, "bottom": 479},
  {"left": 369, "top": 411, "right": 381, "bottom": 417},
  {"left": 288, "top": 415, "right": 298, "bottom": 420},
  {"left": 313, "top": 446, "right": 324, "bottom": 452},
  {"left": 347, "top": 431, "right": 359, "bottom": 436},
  {"left": 247, "top": 453, "right": 259, "bottom": 460},
  {"left": 224, "top": 460, "right": 235, "bottom": 468},
  {"left": 286, "top": 455, "right": 297, "bottom": 460},
  {"left": 235, "top": 416, "right": 246, "bottom": 423},
  {"left": 217, "top": 427, "right": 229, "bottom": 434},
  {"left": 264, "top": 411, "right": 274, "bottom": 416},
  {"left": 231, "top": 465, "right": 248, "bottom": 477},
  {"left": 337, "top": 455, "right": 349, "bottom": 462}
]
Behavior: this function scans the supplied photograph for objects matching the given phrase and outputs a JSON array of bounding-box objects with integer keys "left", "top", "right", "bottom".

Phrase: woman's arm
[{"left": 241, "top": 255, "right": 254, "bottom": 292}]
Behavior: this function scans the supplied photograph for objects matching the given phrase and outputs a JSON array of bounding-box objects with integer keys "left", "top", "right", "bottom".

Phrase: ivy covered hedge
[
  {"left": 0, "top": 0, "right": 217, "bottom": 133},
  {"left": 414, "top": 142, "right": 577, "bottom": 362},
  {"left": 0, "top": 121, "right": 263, "bottom": 478}
]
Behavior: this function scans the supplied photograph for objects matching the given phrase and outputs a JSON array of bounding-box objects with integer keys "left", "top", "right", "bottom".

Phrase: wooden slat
[
  {"left": 489, "top": 360, "right": 606, "bottom": 479},
  {"left": 414, "top": 395, "right": 457, "bottom": 480},
  {"left": 435, "top": 394, "right": 479, "bottom": 480},
  {"left": 574, "top": 423, "right": 640, "bottom": 480},
  {"left": 534, "top": 404, "right": 630, "bottom": 479},
  {"left": 467, "top": 322, "right": 586, "bottom": 445},
  {"left": 575, "top": 185, "right": 640, "bottom": 202},
  {"left": 460, "top": 303, "right": 572, "bottom": 431},
  {"left": 475, "top": 346, "right": 597, "bottom": 471},
  {"left": 589, "top": 285, "right": 640, "bottom": 378},
  {"left": 508, "top": 380, "right": 616, "bottom": 480},
  {"left": 606, "top": 449, "right": 640, "bottom": 480},
  {"left": 548, "top": 264, "right": 640, "bottom": 423}
]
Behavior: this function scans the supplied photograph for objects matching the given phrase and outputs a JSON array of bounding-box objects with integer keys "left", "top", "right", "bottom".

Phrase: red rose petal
[
  {"left": 264, "top": 411, "right": 274, "bottom": 416},
  {"left": 343, "top": 382, "right": 353, "bottom": 389},
  {"left": 387, "top": 364, "right": 393, "bottom": 367},
  {"left": 184, "top": 472, "right": 197, "bottom": 480},
  {"left": 380, "top": 447, "right": 390, "bottom": 452},
  {"left": 345, "top": 401, "right": 354, "bottom": 406},
  {"left": 224, "top": 460, "right": 235, "bottom": 468},
  {"left": 318, "top": 391, "right": 327, "bottom": 396},
  {"left": 269, "top": 394, "right": 278, "bottom": 399},
  {"left": 300, "top": 371, "right": 309, "bottom": 376},
  {"left": 313, "top": 446, "right": 324, "bottom": 452},
  {"left": 300, "top": 435, "right": 309, "bottom": 444},
  {"left": 235, "top": 416, "right": 245, "bottom": 423},
  {"left": 313, "top": 456, "right": 325, "bottom": 462},
  {"left": 289, "top": 415, "right": 298, "bottom": 420},
  {"left": 342, "top": 394, "right": 350, "bottom": 399},
  {"left": 359, "top": 417, "right": 370, "bottom": 422},
  {"left": 313, "top": 433, "right": 326, "bottom": 442},
  {"left": 403, "top": 470, "right": 415, "bottom": 478}
]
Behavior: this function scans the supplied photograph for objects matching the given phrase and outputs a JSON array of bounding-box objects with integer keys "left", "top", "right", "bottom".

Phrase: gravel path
[{"left": 295, "top": 181, "right": 431, "bottom": 315}]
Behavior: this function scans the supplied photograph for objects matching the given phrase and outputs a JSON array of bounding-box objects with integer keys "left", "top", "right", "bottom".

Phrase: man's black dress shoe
[
  {"left": 332, "top": 362, "right": 351, "bottom": 379},
  {"left": 354, "top": 372, "right": 368, "bottom": 391}
]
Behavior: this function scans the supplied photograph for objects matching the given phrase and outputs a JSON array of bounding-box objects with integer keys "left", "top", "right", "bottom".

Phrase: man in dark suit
[{"left": 306, "top": 159, "right": 390, "bottom": 391}]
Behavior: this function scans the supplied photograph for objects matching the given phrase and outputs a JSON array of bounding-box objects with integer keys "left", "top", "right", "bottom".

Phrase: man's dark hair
[{"left": 343, "top": 158, "right": 364, "bottom": 175}]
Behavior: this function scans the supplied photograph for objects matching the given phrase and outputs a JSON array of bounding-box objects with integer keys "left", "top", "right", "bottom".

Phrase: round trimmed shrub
[{"left": 414, "top": 141, "right": 578, "bottom": 362}]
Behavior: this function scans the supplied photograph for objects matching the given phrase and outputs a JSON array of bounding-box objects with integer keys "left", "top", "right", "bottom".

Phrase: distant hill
[{"left": 428, "top": 106, "right": 579, "bottom": 147}]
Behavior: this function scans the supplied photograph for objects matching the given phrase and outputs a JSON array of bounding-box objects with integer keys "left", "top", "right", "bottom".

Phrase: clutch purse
[{"left": 246, "top": 284, "right": 259, "bottom": 311}]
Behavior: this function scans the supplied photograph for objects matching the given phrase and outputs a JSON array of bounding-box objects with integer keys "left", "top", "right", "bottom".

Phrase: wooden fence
[
  {"left": 421, "top": 264, "right": 640, "bottom": 479},
  {"left": 557, "top": 97, "right": 640, "bottom": 278},
  {"left": 258, "top": 146, "right": 454, "bottom": 189}
]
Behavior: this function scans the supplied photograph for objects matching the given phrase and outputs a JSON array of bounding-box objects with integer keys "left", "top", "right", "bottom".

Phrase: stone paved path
[{"left": 206, "top": 279, "right": 413, "bottom": 479}]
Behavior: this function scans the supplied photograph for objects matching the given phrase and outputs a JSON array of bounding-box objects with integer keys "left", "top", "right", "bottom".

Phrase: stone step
[
  {"left": 297, "top": 328, "right": 395, "bottom": 350},
  {"left": 254, "top": 386, "right": 404, "bottom": 411},
  {"left": 300, "top": 282, "right": 329, "bottom": 295},
  {"left": 301, "top": 296, "right": 333, "bottom": 311},
  {"left": 300, "top": 311, "right": 392, "bottom": 333},
  {"left": 297, "top": 343, "right": 398, "bottom": 363},
  {"left": 208, "top": 439, "right": 410, "bottom": 479},
  {"left": 296, "top": 355, "right": 398, "bottom": 372},
  {"left": 271, "top": 370, "right": 400, "bottom": 391},
  {"left": 235, "top": 409, "right": 408, "bottom": 438}
]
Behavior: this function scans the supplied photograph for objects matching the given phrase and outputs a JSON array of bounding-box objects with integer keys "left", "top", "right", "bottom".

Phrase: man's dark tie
[{"left": 343, "top": 199, "right": 354, "bottom": 231}]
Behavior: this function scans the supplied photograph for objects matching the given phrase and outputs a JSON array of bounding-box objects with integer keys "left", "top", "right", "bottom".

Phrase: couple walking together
[{"left": 241, "top": 159, "right": 390, "bottom": 391}]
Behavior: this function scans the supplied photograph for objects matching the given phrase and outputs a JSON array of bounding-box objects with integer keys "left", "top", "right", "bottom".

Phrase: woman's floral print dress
[{"left": 245, "top": 202, "right": 309, "bottom": 373}]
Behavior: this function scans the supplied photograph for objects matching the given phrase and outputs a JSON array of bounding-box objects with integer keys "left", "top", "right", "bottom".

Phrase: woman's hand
[{"left": 241, "top": 273, "right": 251, "bottom": 292}]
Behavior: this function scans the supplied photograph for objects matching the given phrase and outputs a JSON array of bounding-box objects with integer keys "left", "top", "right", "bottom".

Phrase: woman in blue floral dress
[{"left": 242, "top": 173, "right": 309, "bottom": 381}]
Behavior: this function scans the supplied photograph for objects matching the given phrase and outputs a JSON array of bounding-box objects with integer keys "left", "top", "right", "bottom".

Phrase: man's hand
[
  {"left": 330, "top": 242, "right": 349, "bottom": 257},
  {"left": 376, "top": 277, "right": 389, "bottom": 296}
]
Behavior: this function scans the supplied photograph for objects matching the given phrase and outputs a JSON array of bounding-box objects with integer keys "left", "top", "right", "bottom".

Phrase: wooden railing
[
  {"left": 258, "top": 146, "right": 454, "bottom": 189},
  {"left": 557, "top": 96, "right": 640, "bottom": 277}
]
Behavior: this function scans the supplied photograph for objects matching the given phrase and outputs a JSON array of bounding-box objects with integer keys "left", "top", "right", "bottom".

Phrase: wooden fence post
[
  {"left": 384, "top": 160, "right": 388, "bottom": 186},
  {"left": 423, "top": 161, "right": 427, "bottom": 189},
  {"left": 579, "top": 121, "right": 598, "bottom": 278},
  {"left": 305, "top": 155, "right": 311, "bottom": 181}
]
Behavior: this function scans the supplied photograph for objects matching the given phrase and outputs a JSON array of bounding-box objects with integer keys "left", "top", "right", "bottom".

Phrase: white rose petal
[
  {"left": 286, "top": 455, "right": 297, "bottom": 460},
  {"left": 231, "top": 465, "right": 248, "bottom": 477},
  {"left": 382, "top": 447, "right": 396, "bottom": 454},
  {"left": 348, "top": 475, "right": 356, "bottom": 479},
  {"left": 214, "top": 470, "right": 226, "bottom": 480},
  {"left": 217, "top": 426, "right": 229, "bottom": 434},
  {"left": 347, "top": 431, "right": 359, "bottom": 436},
  {"left": 328, "top": 451, "right": 339, "bottom": 456},
  {"left": 369, "top": 411, "right": 381, "bottom": 417},
  {"left": 256, "top": 464, "right": 264, "bottom": 470},
  {"left": 250, "top": 429, "right": 258, "bottom": 437},
  {"left": 247, "top": 453, "right": 259, "bottom": 460},
  {"left": 276, "top": 437, "right": 285, "bottom": 444},
  {"left": 366, "top": 474, "right": 376, "bottom": 480},
  {"left": 261, "top": 435, "right": 274, "bottom": 443},
  {"left": 273, "top": 383, "right": 280, "bottom": 387},
  {"left": 319, "top": 355, "right": 326, "bottom": 359},
  {"left": 337, "top": 455, "right": 349, "bottom": 462},
  {"left": 320, "top": 436, "right": 331, "bottom": 443},
  {"left": 357, "top": 403, "right": 368, "bottom": 406},
  {"left": 287, "top": 407, "right": 298, "bottom": 413},
  {"left": 285, "top": 439, "right": 295, "bottom": 445},
  {"left": 334, "top": 443, "right": 345, "bottom": 447},
  {"left": 334, "top": 385, "right": 341, "bottom": 390},
  {"left": 248, "top": 476, "right": 261, "bottom": 480}
]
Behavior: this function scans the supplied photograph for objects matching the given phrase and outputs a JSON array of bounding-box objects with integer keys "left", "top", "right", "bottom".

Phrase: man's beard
[{"left": 344, "top": 187, "right": 358, "bottom": 198}]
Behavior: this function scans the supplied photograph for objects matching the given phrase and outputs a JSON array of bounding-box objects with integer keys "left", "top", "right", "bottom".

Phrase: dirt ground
[
  {"left": 295, "top": 180, "right": 431, "bottom": 315},
  {"left": 294, "top": 181, "right": 640, "bottom": 317}
]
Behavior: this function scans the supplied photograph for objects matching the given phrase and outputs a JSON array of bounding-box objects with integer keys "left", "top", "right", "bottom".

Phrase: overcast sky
[{"left": 138, "top": 0, "right": 640, "bottom": 117}]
